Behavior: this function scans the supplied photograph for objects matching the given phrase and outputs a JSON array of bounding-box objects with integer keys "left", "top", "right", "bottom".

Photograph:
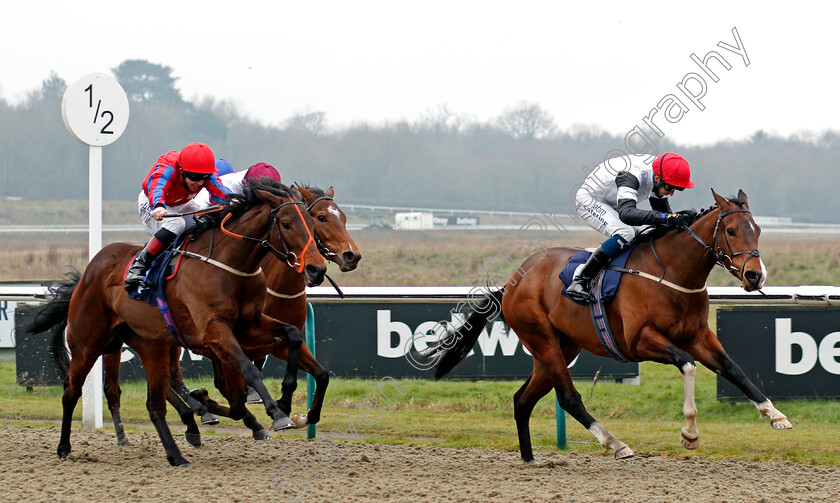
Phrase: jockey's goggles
[{"left": 184, "top": 171, "right": 211, "bottom": 182}]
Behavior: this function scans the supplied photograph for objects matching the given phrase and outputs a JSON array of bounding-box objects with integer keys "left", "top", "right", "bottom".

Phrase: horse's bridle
[
  {"left": 220, "top": 200, "right": 314, "bottom": 272},
  {"left": 306, "top": 195, "right": 339, "bottom": 260},
  {"left": 679, "top": 208, "right": 761, "bottom": 278}
]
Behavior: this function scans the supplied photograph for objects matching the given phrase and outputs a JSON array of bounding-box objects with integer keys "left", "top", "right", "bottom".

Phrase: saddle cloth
[
  {"left": 559, "top": 245, "right": 635, "bottom": 305},
  {"left": 123, "top": 240, "right": 190, "bottom": 347},
  {"left": 124, "top": 249, "right": 183, "bottom": 305}
]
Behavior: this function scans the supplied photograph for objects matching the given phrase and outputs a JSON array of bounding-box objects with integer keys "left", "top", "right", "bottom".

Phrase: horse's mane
[
  {"left": 189, "top": 179, "right": 296, "bottom": 238},
  {"left": 633, "top": 193, "right": 746, "bottom": 244},
  {"left": 297, "top": 183, "right": 327, "bottom": 198}
]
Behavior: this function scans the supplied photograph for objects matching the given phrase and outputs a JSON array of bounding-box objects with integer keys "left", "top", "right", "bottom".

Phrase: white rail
[
  {"left": 4, "top": 284, "right": 840, "bottom": 305},
  {"left": 305, "top": 285, "right": 840, "bottom": 305}
]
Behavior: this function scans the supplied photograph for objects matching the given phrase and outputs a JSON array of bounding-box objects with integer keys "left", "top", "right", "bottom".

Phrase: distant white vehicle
[{"left": 395, "top": 212, "right": 434, "bottom": 230}]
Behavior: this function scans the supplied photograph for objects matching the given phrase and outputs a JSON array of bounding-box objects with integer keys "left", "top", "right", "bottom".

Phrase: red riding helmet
[
  {"left": 245, "top": 162, "right": 281, "bottom": 183},
  {"left": 654, "top": 153, "right": 694, "bottom": 189},
  {"left": 179, "top": 142, "right": 216, "bottom": 174}
]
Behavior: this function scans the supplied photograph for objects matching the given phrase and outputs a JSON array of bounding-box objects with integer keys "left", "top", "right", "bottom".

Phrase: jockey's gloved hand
[
  {"left": 666, "top": 212, "right": 693, "bottom": 227},
  {"left": 677, "top": 208, "right": 698, "bottom": 220}
]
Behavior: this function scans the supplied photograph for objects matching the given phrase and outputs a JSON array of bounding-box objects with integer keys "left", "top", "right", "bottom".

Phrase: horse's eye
[
  {"left": 282, "top": 221, "right": 292, "bottom": 230},
  {"left": 726, "top": 228, "right": 736, "bottom": 236},
  {"left": 318, "top": 215, "right": 328, "bottom": 222}
]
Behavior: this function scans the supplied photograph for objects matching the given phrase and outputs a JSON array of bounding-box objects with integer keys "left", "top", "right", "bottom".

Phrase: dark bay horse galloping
[
  {"left": 258, "top": 185, "right": 361, "bottom": 428},
  {"left": 171, "top": 185, "right": 360, "bottom": 441},
  {"left": 28, "top": 180, "right": 326, "bottom": 466},
  {"left": 434, "top": 190, "right": 792, "bottom": 462},
  {"left": 102, "top": 184, "right": 361, "bottom": 447}
]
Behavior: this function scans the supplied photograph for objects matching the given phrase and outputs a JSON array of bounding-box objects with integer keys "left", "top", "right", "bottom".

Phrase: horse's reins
[
  {"left": 679, "top": 207, "right": 761, "bottom": 278},
  {"left": 288, "top": 192, "right": 346, "bottom": 299},
  {"left": 219, "top": 200, "right": 314, "bottom": 274},
  {"left": 305, "top": 195, "right": 339, "bottom": 261},
  {"left": 182, "top": 193, "right": 346, "bottom": 298},
  {"left": 609, "top": 207, "right": 760, "bottom": 294},
  {"left": 163, "top": 205, "right": 266, "bottom": 277}
]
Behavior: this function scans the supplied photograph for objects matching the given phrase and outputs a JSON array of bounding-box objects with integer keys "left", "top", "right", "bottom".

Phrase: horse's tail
[
  {"left": 27, "top": 270, "right": 80, "bottom": 379},
  {"left": 434, "top": 289, "right": 505, "bottom": 380}
]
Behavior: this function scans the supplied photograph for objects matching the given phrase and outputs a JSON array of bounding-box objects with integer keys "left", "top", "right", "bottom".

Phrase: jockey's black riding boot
[
  {"left": 125, "top": 228, "right": 176, "bottom": 286},
  {"left": 565, "top": 245, "right": 612, "bottom": 303}
]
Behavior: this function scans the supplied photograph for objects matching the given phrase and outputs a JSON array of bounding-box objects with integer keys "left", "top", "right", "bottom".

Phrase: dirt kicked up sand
[{"left": 0, "top": 424, "right": 838, "bottom": 503}]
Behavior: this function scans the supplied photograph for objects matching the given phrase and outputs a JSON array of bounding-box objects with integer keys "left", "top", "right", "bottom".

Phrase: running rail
[{"left": 5, "top": 285, "right": 840, "bottom": 305}]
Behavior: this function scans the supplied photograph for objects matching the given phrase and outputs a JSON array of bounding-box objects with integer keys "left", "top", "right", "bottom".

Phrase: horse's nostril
[
  {"left": 745, "top": 270, "right": 761, "bottom": 285},
  {"left": 343, "top": 251, "right": 359, "bottom": 265},
  {"left": 304, "top": 264, "right": 325, "bottom": 286},
  {"left": 305, "top": 264, "right": 322, "bottom": 276}
]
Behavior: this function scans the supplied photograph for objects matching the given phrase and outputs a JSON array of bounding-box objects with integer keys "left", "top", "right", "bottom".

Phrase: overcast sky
[{"left": 1, "top": 1, "right": 838, "bottom": 146}]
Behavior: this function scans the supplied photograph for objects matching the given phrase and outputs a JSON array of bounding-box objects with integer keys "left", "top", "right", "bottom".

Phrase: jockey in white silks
[{"left": 567, "top": 152, "right": 696, "bottom": 302}]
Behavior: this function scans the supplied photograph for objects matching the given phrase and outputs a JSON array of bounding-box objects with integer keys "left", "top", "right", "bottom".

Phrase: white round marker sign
[{"left": 62, "top": 72, "right": 129, "bottom": 146}]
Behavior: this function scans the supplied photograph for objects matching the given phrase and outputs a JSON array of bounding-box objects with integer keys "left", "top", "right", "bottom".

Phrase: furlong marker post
[{"left": 62, "top": 72, "right": 129, "bottom": 428}]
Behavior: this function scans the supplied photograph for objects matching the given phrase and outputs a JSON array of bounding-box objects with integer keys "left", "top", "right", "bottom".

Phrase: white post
[
  {"left": 62, "top": 72, "right": 129, "bottom": 430},
  {"left": 82, "top": 145, "right": 103, "bottom": 429}
]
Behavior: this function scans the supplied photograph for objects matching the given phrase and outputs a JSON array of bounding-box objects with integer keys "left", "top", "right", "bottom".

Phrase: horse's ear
[
  {"left": 253, "top": 188, "right": 276, "bottom": 205},
  {"left": 711, "top": 188, "right": 727, "bottom": 209},
  {"left": 326, "top": 186, "right": 335, "bottom": 198},
  {"left": 297, "top": 185, "right": 315, "bottom": 203},
  {"left": 290, "top": 184, "right": 303, "bottom": 201},
  {"left": 738, "top": 189, "right": 749, "bottom": 207}
]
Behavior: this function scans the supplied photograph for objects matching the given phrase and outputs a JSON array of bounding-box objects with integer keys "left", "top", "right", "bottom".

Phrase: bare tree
[
  {"left": 416, "top": 104, "right": 468, "bottom": 134},
  {"left": 23, "top": 71, "right": 66, "bottom": 108},
  {"left": 285, "top": 109, "right": 327, "bottom": 136},
  {"left": 497, "top": 101, "right": 557, "bottom": 139}
]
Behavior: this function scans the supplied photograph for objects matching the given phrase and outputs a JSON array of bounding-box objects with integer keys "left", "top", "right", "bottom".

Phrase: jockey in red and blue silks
[
  {"left": 125, "top": 142, "right": 231, "bottom": 288},
  {"left": 142, "top": 151, "right": 229, "bottom": 210}
]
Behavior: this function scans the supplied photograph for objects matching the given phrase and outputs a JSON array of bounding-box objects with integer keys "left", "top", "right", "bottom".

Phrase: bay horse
[
  {"left": 28, "top": 180, "right": 327, "bottom": 466},
  {"left": 432, "top": 190, "right": 792, "bottom": 462},
  {"left": 102, "top": 184, "right": 361, "bottom": 446},
  {"left": 257, "top": 185, "right": 361, "bottom": 428}
]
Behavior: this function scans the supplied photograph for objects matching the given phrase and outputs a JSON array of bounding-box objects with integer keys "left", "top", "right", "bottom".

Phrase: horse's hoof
[
  {"left": 273, "top": 416, "right": 296, "bottom": 431},
  {"left": 117, "top": 438, "right": 132, "bottom": 447},
  {"left": 57, "top": 445, "right": 70, "bottom": 459},
  {"left": 680, "top": 433, "right": 699, "bottom": 450},
  {"left": 614, "top": 446, "right": 635, "bottom": 459},
  {"left": 184, "top": 433, "right": 202, "bottom": 448},
  {"left": 201, "top": 412, "right": 220, "bottom": 425},
  {"left": 253, "top": 429, "right": 272, "bottom": 441},
  {"left": 771, "top": 417, "right": 793, "bottom": 429},
  {"left": 292, "top": 413, "right": 309, "bottom": 428},
  {"left": 168, "top": 456, "right": 192, "bottom": 468},
  {"left": 246, "top": 386, "right": 264, "bottom": 404},
  {"left": 680, "top": 435, "right": 700, "bottom": 451}
]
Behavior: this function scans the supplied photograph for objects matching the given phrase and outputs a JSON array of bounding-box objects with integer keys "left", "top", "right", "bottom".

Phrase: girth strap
[
  {"left": 155, "top": 297, "right": 188, "bottom": 348},
  {"left": 589, "top": 270, "right": 630, "bottom": 362}
]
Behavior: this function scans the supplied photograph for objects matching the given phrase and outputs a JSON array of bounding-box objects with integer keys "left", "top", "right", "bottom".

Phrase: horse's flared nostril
[
  {"left": 343, "top": 251, "right": 360, "bottom": 268},
  {"left": 305, "top": 264, "right": 326, "bottom": 286},
  {"left": 744, "top": 270, "right": 762, "bottom": 290}
]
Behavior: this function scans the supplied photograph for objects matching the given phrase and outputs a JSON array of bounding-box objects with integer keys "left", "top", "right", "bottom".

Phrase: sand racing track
[{"left": 0, "top": 424, "right": 838, "bottom": 502}]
